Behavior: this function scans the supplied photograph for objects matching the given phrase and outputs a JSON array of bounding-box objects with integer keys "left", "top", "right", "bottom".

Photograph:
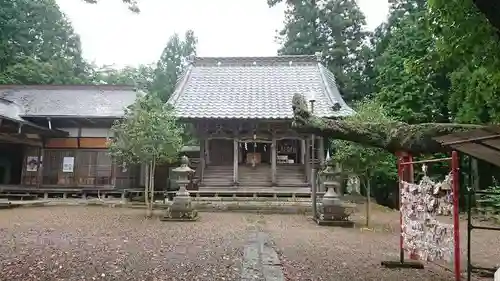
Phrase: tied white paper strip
[{"left": 400, "top": 174, "right": 454, "bottom": 262}]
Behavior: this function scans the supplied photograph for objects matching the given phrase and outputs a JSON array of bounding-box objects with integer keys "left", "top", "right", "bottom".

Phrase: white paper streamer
[{"left": 400, "top": 174, "right": 454, "bottom": 262}]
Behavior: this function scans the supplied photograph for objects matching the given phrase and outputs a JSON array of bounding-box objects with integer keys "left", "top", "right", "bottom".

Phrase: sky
[{"left": 56, "top": 0, "right": 389, "bottom": 68}]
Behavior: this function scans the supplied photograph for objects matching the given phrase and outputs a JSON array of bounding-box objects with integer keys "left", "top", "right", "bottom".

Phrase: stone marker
[{"left": 495, "top": 267, "right": 500, "bottom": 281}]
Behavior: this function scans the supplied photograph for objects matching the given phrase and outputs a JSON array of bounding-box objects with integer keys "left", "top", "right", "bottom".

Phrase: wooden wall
[{"left": 45, "top": 137, "right": 108, "bottom": 149}]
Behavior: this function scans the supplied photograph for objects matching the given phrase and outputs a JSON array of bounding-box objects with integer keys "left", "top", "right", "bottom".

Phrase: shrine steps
[
  {"left": 202, "top": 164, "right": 307, "bottom": 184},
  {"left": 238, "top": 165, "right": 272, "bottom": 186},
  {"left": 276, "top": 164, "right": 308, "bottom": 186},
  {"left": 202, "top": 165, "right": 234, "bottom": 187},
  {"left": 195, "top": 187, "right": 313, "bottom": 199}
]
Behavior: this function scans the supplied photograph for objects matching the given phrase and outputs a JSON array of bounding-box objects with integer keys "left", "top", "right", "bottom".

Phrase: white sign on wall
[{"left": 62, "top": 157, "right": 74, "bottom": 173}]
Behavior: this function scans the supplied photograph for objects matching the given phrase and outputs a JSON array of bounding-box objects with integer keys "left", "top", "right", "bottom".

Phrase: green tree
[
  {"left": 0, "top": 0, "right": 89, "bottom": 84},
  {"left": 91, "top": 64, "right": 155, "bottom": 91},
  {"left": 330, "top": 99, "right": 398, "bottom": 212},
  {"left": 373, "top": 8, "right": 450, "bottom": 123},
  {"left": 152, "top": 30, "right": 197, "bottom": 102},
  {"left": 269, "top": 0, "right": 369, "bottom": 102},
  {"left": 83, "top": 0, "right": 140, "bottom": 13},
  {"left": 359, "top": 0, "right": 428, "bottom": 97},
  {"left": 428, "top": 0, "right": 500, "bottom": 124},
  {"left": 108, "top": 94, "right": 183, "bottom": 217}
]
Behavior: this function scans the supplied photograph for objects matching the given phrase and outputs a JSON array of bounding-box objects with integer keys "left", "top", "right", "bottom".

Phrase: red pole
[
  {"left": 407, "top": 154, "right": 420, "bottom": 260},
  {"left": 451, "top": 151, "right": 461, "bottom": 281},
  {"left": 397, "top": 152, "right": 405, "bottom": 263}
]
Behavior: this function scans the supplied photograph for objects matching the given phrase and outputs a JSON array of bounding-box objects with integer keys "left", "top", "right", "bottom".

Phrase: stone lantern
[
  {"left": 315, "top": 161, "right": 356, "bottom": 227},
  {"left": 161, "top": 156, "right": 199, "bottom": 221}
]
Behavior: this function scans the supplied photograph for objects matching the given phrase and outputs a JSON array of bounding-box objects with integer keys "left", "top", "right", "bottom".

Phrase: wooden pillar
[
  {"left": 205, "top": 139, "right": 210, "bottom": 165},
  {"left": 318, "top": 137, "right": 325, "bottom": 193},
  {"left": 233, "top": 138, "right": 238, "bottom": 185},
  {"left": 271, "top": 137, "right": 277, "bottom": 186},
  {"left": 20, "top": 145, "right": 26, "bottom": 185},
  {"left": 305, "top": 138, "right": 310, "bottom": 182},
  {"left": 319, "top": 137, "right": 325, "bottom": 166},
  {"left": 301, "top": 139, "right": 306, "bottom": 165},
  {"left": 310, "top": 135, "right": 315, "bottom": 187},
  {"left": 199, "top": 137, "right": 206, "bottom": 183},
  {"left": 36, "top": 145, "right": 43, "bottom": 188}
]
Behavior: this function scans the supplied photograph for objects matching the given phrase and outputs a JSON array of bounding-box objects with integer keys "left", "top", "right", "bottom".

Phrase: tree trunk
[
  {"left": 149, "top": 159, "right": 156, "bottom": 216},
  {"left": 365, "top": 176, "right": 371, "bottom": 227},
  {"left": 291, "top": 94, "right": 483, "bottom": 154},
  {"left": 144, "top": 164, "right": 151, "bottom": 218}
]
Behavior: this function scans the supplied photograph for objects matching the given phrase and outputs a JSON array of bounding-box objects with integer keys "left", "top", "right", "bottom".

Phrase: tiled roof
[
  {"left": 0, "top": 97, "right": 67, "bottom": 135},
  {"left": 0, "top": 98, "right": 25, "bottom": 122},
  {"left": 0, "top": 85, "right": 138, "bottom": 118},
  {"left": 168, "top": 55, "right": 354, "bottom": 119}
]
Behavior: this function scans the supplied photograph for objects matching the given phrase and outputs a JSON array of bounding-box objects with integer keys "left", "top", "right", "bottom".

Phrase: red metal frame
[{"left": 397, "top": 151, "right": 461, "bottom": 281}]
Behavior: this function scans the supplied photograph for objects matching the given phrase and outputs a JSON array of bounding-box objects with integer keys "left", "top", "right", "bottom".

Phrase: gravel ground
[
  {"left": 264, "top": 204, "right": 500, "bottom": 281},
  {"left": 0, "top": 205, "right": 498, "bottom": 281},
  {"left": 0, "top": 207, "right": 250, "bottom": 281}
]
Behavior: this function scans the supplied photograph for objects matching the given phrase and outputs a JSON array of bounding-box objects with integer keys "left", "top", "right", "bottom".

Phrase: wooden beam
[
  {"left": 45, "top": 138, "right": 78, "bottom": 148},
  {"left": 0, "top": 133, "right": 42, "bottom": 146},
  {"left": 79, "top": 137, "right": 108, "bottom": 148},
  {"left": 442, "top": 134, "right": 500, "bottom": 145}
]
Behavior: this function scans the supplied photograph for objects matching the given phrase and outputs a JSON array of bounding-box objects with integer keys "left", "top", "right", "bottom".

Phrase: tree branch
[{"left": 291, "top": 93, "right": 483, "bottom": 154}]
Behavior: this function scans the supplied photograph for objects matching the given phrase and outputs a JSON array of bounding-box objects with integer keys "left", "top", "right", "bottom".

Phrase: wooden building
[
  {"left": 0, "top": 85, "right": 140, "bottom": 192},
  {"left": 168, "top": 55, "right": 354, "bottom": 190}
]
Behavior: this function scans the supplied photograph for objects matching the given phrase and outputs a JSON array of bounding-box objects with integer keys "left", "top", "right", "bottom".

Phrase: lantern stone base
[
  {"left": 380, "top": 260, "right": 424, "bottom": 269},
  {"left": 313, "top": 217, "right": 354, "bottom": 227},
  {"left": 160, "top": 196, "right": 199, "bottom": 221},
  {"left": 0, "top": 199, "right": 11, "bottom": 209},
  {"left": 161, "top": 209, "right": 199, "bottom": 221},
  {"left": 314, "top": 203, "right": 356, "bottom": 228}
]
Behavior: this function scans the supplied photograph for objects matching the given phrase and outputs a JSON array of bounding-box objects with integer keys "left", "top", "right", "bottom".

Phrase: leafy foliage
[
  {"left": 92, "top": 30, "right": 197, "bottom": 102},
  {"left": 151, "top": 30, "right": 198, "bottom": 102},
  {"left": 83, "top": 0, "right": 140, "bottom": 13},
  {"left": 284, "top": 0, "right": 500, "bottom": 207},
  {"left": 90, "top": 64, "right": 156, "bottom": 91},
  {"left": 329, "top": 99, "right": 397, "bottom": 205},
  {"left": 1, "top": 0, "right": 197, "bottom": 105},
  {"left": 476, "top": 185, "right": 500, "bottom": 215},
  {"left": 269, "top": 0, "right": 369, "bottom": 102},
  {"left": 107, "top": 94, "right": 183, "bottom": 165},
  {"left": 428, "top": 0, "right": 500, "bottom": 124},
  {"left": 0, "top": 0, "right": 89, "bottom": 84},
  {"left": 331, "top": 99, "right": 397, "bottom": 179}
]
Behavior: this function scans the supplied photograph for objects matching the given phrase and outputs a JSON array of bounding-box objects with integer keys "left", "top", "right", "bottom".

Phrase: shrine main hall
[{"left": 167, "top": 55, "right": 353, "bottom": 189}]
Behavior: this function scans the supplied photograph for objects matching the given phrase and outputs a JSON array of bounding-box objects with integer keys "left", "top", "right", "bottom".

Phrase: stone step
[
  {"left": 204, "top": 171, "right": 234, "bottom": 174},
  {"left": 203, "top": 175, "right": 233, "bottom": 179},
  {"left": 203, "top": 177, "right": 233, "bottom": 182},
  {"left": 239, "top": 173, "right": 272, "bottom": 177},
  {"left": 203, "top": 177, "right": 233, "bottom": 181},
  {"left": 238, "top": 183, "right": 273, "bottom": 187},
  {"left": 203, "top": 178, "right": 233, "bottom": 182}
]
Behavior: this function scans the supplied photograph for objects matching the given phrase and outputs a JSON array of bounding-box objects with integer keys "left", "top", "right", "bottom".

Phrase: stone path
[{"left": 241, "top": 230, "right": 285, "bottom": 281}]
